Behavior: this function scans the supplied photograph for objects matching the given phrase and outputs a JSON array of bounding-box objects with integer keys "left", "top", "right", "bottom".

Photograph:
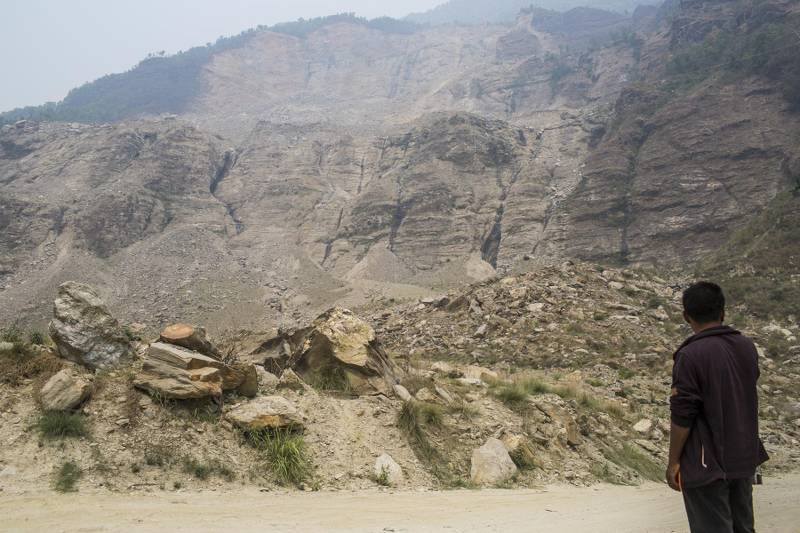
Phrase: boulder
[
  {"left": 470, "top": 437, "right": 518, "bottom": 486},
  {"left": 256, "top": 366, "right": 279, "bottom": 392},
  {"left": 501, "top": 433, "right": 537, "bottom": 467},
  {"left": 159, "top": 323, "right": 220, "bottom": 359},
  {"left": 225, "top": 396, "right": 304, "bottom": 431},
  {"left": 393, "top": 384, "right": 413, "bottom": 402},
  {"left": 237, "top": 364, "right": 259, "bottom": 398},
  {"left": 464, "top": 365, "right": 498, "bottom": 382},
  {"left": 39, "top": 368, "right": 92, "bottom": 411},
  {"left": 48, "top": 281, "right": 133, "bottom": 369},
  {"left": 434, "top": 385, "right": 454, "bottom": 404},
  {"left": 290, "top": 307, "right": 401, "bottom": 396},
  {"left": 374, "top": 453, "right": 404, "bottom": 486},
  {"left": 133, "top": 342, "right": 244, "bottom": 399},
  {"left": 633, "top": 418, "right": 653, "bottom": 434}
]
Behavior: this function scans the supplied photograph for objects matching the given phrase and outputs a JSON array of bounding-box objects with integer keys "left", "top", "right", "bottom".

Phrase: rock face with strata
[
  {"left": 38, "top": 368, "right": 92, "bottom": 411},
  {"left": 470, "top": 437, "right": 518, "bottom": 486},
  {"left": 48, "top": 282, "right": 133, "bottom": 370},
  {"left": 133, "top": 342, "right": 243, "bottom": 399},
  {"left": 287, "top": 307, "right": 401, "bottom": 396},
  {"left": 225, "top": 396, "right": 305, "bottom": 431}
]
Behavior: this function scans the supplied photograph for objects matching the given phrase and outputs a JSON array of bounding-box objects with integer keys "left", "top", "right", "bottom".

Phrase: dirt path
[{"left": 3, "top": 474, "right": 799, "bottom": 533}]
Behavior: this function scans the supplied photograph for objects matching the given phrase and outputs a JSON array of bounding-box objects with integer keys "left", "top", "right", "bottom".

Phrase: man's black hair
[{"left": 682, "top": 281, "right": 725, "bottom": 324}]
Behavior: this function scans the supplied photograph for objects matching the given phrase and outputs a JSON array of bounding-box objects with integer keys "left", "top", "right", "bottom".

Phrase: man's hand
[{"left": 666, "top": 462, "right": 681, "bottom": 492}]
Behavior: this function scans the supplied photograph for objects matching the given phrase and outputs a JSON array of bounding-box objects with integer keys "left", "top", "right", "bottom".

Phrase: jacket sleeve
[{"left": 670, "top": 350, "right": 703, "bottom": 428}]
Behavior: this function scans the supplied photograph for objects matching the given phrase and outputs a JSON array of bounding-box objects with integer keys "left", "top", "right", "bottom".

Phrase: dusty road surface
[{"left": 3, "top": 474, "right": 799, "bottom": 533}]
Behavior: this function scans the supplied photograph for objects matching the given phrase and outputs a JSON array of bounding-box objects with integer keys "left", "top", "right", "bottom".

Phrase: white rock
[
  {"left": 633, "top": 418, "right": 653, "bottom": 433},
  {"left": 374, "top": 453, "right": 403, "bottom": 486},
  {"left": 255, "top": 366, "right": 279, "bottom": 392},
  {"left": 393, "top": 384, "right": 412, "bottom": 402},
  {"left": 48, "top": 281, "right": 132, "bottom": 370},
  {"left": 470, "top": 437, "right": 517, "bottom": 486}
]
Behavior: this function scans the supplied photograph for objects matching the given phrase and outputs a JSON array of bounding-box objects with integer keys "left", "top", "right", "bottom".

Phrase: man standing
[{"left": 667, "top": 282, "right": 769, "bottom": 532}]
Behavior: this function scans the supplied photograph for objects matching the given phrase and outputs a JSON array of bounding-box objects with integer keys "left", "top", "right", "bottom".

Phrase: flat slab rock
[
  {"left": 225, "top": 396, "right": 305, "bottom": 431},
  {"left": 134, "top": 342, "right": 244, "bottom": 399}
]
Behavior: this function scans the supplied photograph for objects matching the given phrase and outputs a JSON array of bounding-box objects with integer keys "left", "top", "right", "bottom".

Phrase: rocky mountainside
[{"left": 1, "top": 0, "right": 799, "bottom": 330}]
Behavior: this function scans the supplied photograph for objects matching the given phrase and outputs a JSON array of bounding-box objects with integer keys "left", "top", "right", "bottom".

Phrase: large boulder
[
  {"left": 48, "top": 281, "right": 132, "bottom": 370},
  {"left": 133, "top": 342, "right": 244, "bottom": 399},
  {"left": 289, "top": 307, "right": 401, "bottom": 396},
  {"left": 374, "top": 453, "right": 404, "bottom": 486},
  {"left": 39, "top": 368, "right": 92, "bottom": 411},
  {"left": 470, "top": 437, "right": 518, "bottom": 486},
  {"left": 159, "top": 323, "right": 220, "bottom": 359},
  {"left": 225, "top": 396, "right": 305, "bottom": 431}
]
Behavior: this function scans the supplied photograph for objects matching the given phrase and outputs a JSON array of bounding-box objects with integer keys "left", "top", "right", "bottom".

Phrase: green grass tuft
[
  {"left": 245, "top": 428, "right": 312, "bottom": 486},
  {"left": 37, "top": 411, "right": 90, "bottom": 439},
  {"left": 308, "top": 365, "right": 352, "bottom": 394},
  {"left": 602, "top": 443, "right": 662, "bottom": 483},
  {"left": 53, "top": 461, "right": 81, "bottom": 492}
]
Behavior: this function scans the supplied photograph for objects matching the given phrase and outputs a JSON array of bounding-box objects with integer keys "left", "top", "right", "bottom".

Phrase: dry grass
[
  {"left": 0, "top": 348, "right": 63, "bottom": 386},
  {"left": 37, "top": 411, "right": 90, "bottom": 439}
]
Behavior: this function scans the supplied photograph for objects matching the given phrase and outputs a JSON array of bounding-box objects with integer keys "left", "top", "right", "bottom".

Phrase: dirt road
[{"left": 3, "top": 474, "right": 799, "bottom": 532}]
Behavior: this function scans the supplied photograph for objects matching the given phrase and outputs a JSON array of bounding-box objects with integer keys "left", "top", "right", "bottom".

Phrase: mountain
[
  {"left": 1, "top": 0, "right": 798, "bottom": 330},
  {"left": 406, "top": 0, "right": 657, "bottom": 24}
]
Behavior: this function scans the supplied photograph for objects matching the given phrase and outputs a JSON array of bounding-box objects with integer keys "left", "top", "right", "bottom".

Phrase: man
[{"left": 667, "top": 281, "right": 768, "bottom": 533}]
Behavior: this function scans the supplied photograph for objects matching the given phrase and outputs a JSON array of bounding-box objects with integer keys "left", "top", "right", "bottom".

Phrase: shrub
[
  {"left": 245, "top": 429, "right": 311, "bottom": 486},
  {"left": 0, "top": 326, "right": 24, "bottom": 344},
  {"left": 375, "top": 466, "right": 391, "bottom": 487},
  {"left": 397, "top": 401, "right": 443, "bottom": 461},
  {"left": 180, "top": 456, "right": 235, "bottom": 482},
  {"left": 53, "top": 461, "right": 82, "bottom": 492},
  {"left": 28, "top": 331, "right": 46, "bottom": 346},
  {"left": 308, "top": 365, "right": 352, "bottom": 394},
  {"left": 37, "top": 411, "right": 90, "bottom": 439},
  {"left": 144, "top": 444, "right": 175, "bottom": 467}
]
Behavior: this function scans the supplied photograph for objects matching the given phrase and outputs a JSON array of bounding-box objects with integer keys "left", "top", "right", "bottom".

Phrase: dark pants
[{"left": 682, "top": 478, "right": 755, "bottom": 533}]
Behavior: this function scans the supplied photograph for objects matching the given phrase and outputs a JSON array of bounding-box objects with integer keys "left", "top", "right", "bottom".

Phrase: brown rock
[
  {"left": 236, "top": 364, "right": 259, "bottom": 398},
  {"left": 133, "top": 342, "right": 243, "bottom": 399},
  {"left": 225, "top": 396, "right": 304, "bottom": 431},
  {"left": 159, "top": 323, "right": 220, "bottom": 359},
  {"left": 39, "top": 368, "right": 92, "bottom": 411}
]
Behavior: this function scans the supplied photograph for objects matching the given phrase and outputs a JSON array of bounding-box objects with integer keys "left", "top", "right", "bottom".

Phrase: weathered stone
[
  {"left": 415, "top": 387, "right": 436, "bottom": 402},
  {"left": 633, "top": 418, "right": 653, "bottom": 434},
  {"left": 39, "top": 368, "right": 92, "bottom": 411},
  {"left": 225, "top": 396, "right": 304, "bottom": 431},
  {"left": 237, "top": 364, "right": 259, "bottom": 398},
  {"left": 133, "top": 342, "right": 243, "bottom": 399},
  {"left": 374, "top": 453, "right": 404, "bottom": 486},
  {"left": 278, "top": 368, "right": 307, "bottom": 391},
  {"left": 501, "top": 433, "right": 536, "bottom": 467},
  {"left": 290, "top": 307, "right": 401, "bottom": 396},
  {"left": 159, "top": 323, "right": 220, "bottom": 358},
  {"left": 434, "top": 385, "right": 454, "bottom": 404},
  {"left": 48, "top": 281, "right": 132, "bottom": 370},
  {"left": 256, "top": 366, "right": 279, "bottom": 392},
  {"left": 470, "top": 437, "right": 518, "bottom": 486},
  {"left": 464, "top": 365, "right": 498, "bottom": 382},
  {"left": 393, "top": 384, "right": 412, "bottom": 402}
]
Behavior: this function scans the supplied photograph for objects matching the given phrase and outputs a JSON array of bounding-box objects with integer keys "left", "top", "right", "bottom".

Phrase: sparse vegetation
[
  {"left": 308, "top": 365, "right": 352, "bottom": 394},
  {"left": 144, "top": 444, "right": 176, "bottom": 467},
  {"left": 375, "top": 466, "right": 391, "bottom": 487},
  {"left": 37, "top": 411, "right": 90, "bottom": 439},
  {"left": 244, "top": 429, "right": 312, "bottom": 486},
  {"left": 601, "top": 443, "right": 662, "bottom": 483},
  {"left": 402, "top": 374, "right": 433, "bottom": 395},
  {"left": 181, "top": 456, "right": 235, "bottom": 481},
  {"left": 53, "top": 461, "right": 82, "bottom": 492}
]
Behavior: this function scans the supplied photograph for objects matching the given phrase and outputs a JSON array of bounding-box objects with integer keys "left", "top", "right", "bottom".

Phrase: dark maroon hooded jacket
[{"left": 670, "top": 325, "right": 769, "bottom": 489}]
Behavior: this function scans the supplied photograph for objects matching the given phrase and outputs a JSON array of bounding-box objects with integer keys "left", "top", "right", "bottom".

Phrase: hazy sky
[{"left": 0, "top": 0, "right": 442, "bottom": 112}]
